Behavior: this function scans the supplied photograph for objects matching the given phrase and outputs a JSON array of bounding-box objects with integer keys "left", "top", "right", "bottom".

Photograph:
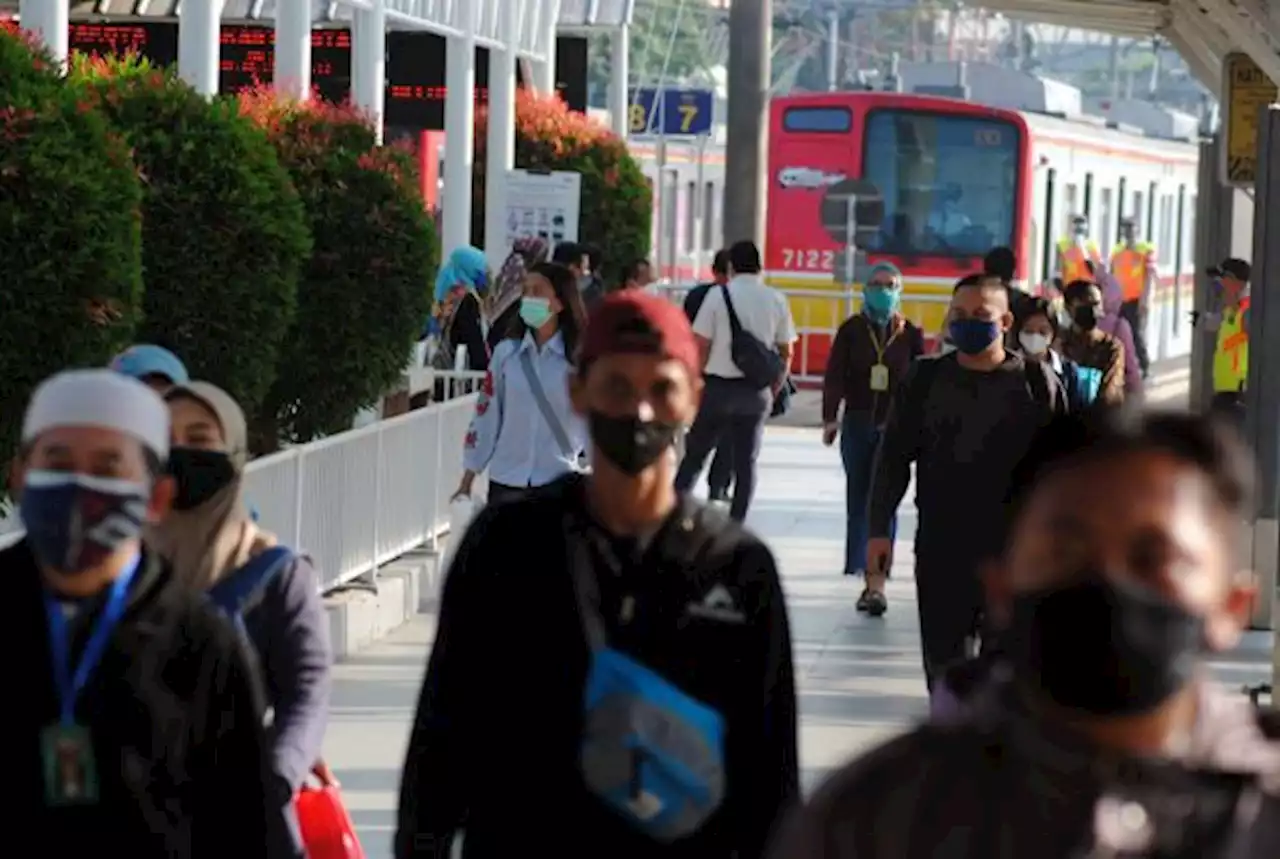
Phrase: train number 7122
[{"left": 780, "top": 249, "right": 835, "bottom": 271}]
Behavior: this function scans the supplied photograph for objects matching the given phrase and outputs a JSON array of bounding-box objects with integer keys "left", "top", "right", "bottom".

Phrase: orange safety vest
[
  {"left": 1111, "top": 244, "right": 1154, "bottom": 302},
  {"left": 1057, "top": 238, "right": 1099, "bottom": 283}
]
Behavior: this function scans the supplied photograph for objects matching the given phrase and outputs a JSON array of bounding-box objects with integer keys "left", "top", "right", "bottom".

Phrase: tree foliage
[
  {"left": 472, "top": 91, "right": 651, "bottom": 285},
  {"left": 0, "top": 29, "right": 144, "bottom": 452},
  {"left": 72, "top": 55, "right": 311, "bottom": 415},
  {"left": 239, "top": 90, "right": 437, "bottom": 447}
]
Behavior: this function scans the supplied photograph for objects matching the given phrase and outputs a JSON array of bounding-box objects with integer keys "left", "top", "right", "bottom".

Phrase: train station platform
[{"left": 318, "top": 386, "right": 1270, "bottom": 854}]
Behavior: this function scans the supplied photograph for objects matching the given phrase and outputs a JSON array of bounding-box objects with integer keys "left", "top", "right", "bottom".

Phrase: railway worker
[
  {"left": 768, "top": 409, "right": 1280, "bottom": 859},
  {"left": 1055, "top": 214, "right": 1101, "bottom": 287},
  {"left": 865, "top": 273, "right": 1065, "bottom": 691},
  {"left": 683, "top": 249, "right": 736, "bottom": 505},
  {"left": 397, "top": 290, "right": 800, "bottom": 859},
  {"left": 1205, "top": 258, "right": 1252, "bottom": 427},
  {"left": 1057, "top": 279, "right": 1127, "bottom": 405},
  {"left": 1111, "top": 217, "right": 1156, "bottom": 377},
  {"left": 676, "top": 240, "right": 797, "bottom": 522},
  {"left": 820, "top": 262, "right": 924, "bottom": 616}
]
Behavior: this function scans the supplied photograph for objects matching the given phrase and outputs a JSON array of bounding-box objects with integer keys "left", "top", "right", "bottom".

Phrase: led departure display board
[
  {"left": 385, "top": 34, "right": 589, "bottom": 130},
  {"left": 68, "top": 21, "right": 180, "bottom": 67},
  {"left": 220, "top": 25, "right": 351, "bottom": 104}
]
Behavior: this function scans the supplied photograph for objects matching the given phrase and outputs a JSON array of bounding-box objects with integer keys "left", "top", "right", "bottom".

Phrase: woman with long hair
[
  {"left": 454, "top": 262, "right": 588, "bottom": 504},
  {"left": 145, "top": 382, "right": 332, "bottom": 849}
]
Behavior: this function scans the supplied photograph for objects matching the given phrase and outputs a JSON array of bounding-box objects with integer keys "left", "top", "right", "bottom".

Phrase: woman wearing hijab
[
  {"left": 820, "top": 262, "right": 924, "bottom": 616},
  {"left": 146, "top": 382, "right": 333, "bottom": 838},
  {"left": 431, "top": 245, "right": 491, "bottom": 373},
  {"left": 485, "top": 238, "right": 548, "bottom": 353}
]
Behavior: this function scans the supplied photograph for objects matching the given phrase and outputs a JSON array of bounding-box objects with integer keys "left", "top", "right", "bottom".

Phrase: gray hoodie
[{"left": 770, "top": 679, "right": 1280, "bottom": 858}]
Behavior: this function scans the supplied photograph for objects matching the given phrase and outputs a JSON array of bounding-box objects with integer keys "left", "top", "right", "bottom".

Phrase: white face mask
[{"left": 1019, "top": 331, "right": 1051, "bottom": 355}]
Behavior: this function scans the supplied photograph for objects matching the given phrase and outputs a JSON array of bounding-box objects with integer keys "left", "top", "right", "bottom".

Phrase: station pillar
[
  {"left": 275, "top": 0, "right": 313, "bottom": 100},
  {"left": 177, "top": 0, "right": 220, "bottom": 96},
  {"left": 441, "top": 1, "right": 477, "bottom": 254},
  {"left": 483, "top": 0, "right": 520, "bottom": 269},
  {"left": 352, "top": 0, "right": 386, "bottom": 142},
  {"left": 18, "top": 0, "right": 67, "bottom": 64},
  {"left": 1245, "top": 107, "right": 1280, "bottom": 634},
  {"left": 532, "top": 2, "right": 559, "bottom": 95},
  {"left": 609, "top": 25, "right": 630, "bottom": 139}
]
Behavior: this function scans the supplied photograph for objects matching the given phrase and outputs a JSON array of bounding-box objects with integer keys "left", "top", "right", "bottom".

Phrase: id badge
[
  {"left": 41, "top": 723, "right": 99, "bottom": 806},
  {"left": 870, "top": 363, "right": 890, "bottom": 392}
]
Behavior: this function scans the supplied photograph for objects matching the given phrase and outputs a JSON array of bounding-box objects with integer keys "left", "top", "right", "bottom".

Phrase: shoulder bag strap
[
  {"left": 518, "top": 347, "right": 575, "bottom": 458},
  {"left": 563, "top": 513, "right": 608, "bottom": 653},
  {"left": 207, "top": 546, "right": 294, "bottom": 616},
  {"left": 720, "top": 284, "right": 745, "bottom": 337}
]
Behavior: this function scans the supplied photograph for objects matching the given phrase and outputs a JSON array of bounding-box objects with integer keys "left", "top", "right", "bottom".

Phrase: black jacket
[
  {"left": 769, "top": 679, "right": 1280, "bottom": 858},
  {"left": 10, "top": 539, "right": 299, "bottom": 858},
  {"left": 396, "top": 474, "right": 800, "bottom": 859}
]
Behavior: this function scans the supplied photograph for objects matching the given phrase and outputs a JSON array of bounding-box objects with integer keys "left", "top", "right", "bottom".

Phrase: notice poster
[{"left": 503, "top": 169, "right": 582, "bottom": 255}]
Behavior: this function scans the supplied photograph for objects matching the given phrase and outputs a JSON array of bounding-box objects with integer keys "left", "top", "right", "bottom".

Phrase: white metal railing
[{"left": 0, "top": 378, "right": 487, "bottom": 594}]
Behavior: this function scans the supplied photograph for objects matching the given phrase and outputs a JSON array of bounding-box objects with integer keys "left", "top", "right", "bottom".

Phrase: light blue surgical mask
[
  {"left": 863, "top": 284, "right": 900, "bottom": 322},
  {"left": 519, "top": 296, "right": 554, "bottom": 329}
]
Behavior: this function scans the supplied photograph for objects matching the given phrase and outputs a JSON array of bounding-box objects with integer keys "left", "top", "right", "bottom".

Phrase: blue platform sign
[{"left": 628, "top": 87, "right": 715, "bottom": 137}]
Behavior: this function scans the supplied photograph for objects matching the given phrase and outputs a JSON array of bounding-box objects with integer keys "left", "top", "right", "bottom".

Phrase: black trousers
[
  {"left": 915, "top": 541, "right": 990, "bottom": 692},
  {"left": 675, "top": 376, "right": 770, "bottom": 521},
  {"left": 1210, "top": 391, "right": 1245, "bottom": 434},
  {"left": 1119, "top": 299, "right": 1150, "bottom": 374},
  {"left": 487, "top": 481, "right": 531, "bottom": 505},
  {"left": 707, "top": 435, "right": 734, "bottom": 498}
]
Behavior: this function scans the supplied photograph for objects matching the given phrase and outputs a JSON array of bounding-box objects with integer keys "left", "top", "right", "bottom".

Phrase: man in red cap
[{"left": 396, "top": 289, "right": 799, "bottom": 859}]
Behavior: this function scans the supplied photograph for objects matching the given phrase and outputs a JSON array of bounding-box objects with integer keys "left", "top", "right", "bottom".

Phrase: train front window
[{"left": 861, "top": 110, "right": 1019, "bottom": 257}]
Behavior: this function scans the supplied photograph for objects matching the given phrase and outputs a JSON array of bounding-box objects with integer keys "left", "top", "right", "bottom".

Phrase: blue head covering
[
  {"left": 434, "top": 246, "right": 489, "bottom": 304},
  {"left": 109, "top": 344, "right": 189, "bottom": 385},
  {"left": 866, "top": 261, "right": 902, "bottom": 286}
]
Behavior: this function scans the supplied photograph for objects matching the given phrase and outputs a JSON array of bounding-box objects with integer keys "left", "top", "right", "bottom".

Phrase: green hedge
[
  {"left": 73, "top": 56, "right": 310, "bottom": 415},
  {"left": 240, "top": 92, "right": 438, "bottom": 447},
  {"left": 0, "top": 31, "right": 143, "bottom": 451},
  {"left": 472, "top": 91, "right": 652, "bottom": 285}
]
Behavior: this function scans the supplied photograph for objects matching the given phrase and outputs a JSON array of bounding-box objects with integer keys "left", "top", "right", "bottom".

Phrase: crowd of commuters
[{"left": 19, "top": 218, "right": 1270, "bottom": 858}]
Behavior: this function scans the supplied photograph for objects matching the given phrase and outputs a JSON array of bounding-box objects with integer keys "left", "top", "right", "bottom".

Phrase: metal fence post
[
  {"left": 425, "top": 409, "right": 443, "bottom": 553},
  {"left": 360, "top": 421, "right": 385, "bottom": 590},
  {"left": 291, "top": 449, "right": 306, "bottom": 554}
]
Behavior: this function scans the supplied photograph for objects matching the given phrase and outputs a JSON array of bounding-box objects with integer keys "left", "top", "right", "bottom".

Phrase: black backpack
[{"left": 720, "top": 285, "right": 786, "bottom": 390}]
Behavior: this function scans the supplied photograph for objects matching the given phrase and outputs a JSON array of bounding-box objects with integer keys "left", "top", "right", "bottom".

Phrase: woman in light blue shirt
[{"left": 454, "top": 262, "right": 588, "bottom": 504}]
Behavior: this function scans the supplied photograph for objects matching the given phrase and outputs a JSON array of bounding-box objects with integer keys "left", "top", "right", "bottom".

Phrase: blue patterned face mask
[{"left": 20, "top": 471, "right": 148, "bottom": 574}]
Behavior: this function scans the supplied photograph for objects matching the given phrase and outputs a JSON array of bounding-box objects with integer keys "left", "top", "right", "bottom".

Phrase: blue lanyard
[{"left": 43, "top": 555, "right": 140, "bottom": 725}]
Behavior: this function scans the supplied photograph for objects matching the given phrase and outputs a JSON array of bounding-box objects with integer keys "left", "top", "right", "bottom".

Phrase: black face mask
[
  {"left": 167, "top": 448, "right": 237, "bottom": 511},
  {"left": 1005, "top": 576, "right": 1204, "bottom": 716},
  {"left": 588, "top": 411, "right": 680, "bottom": 476},
  {"left": 1072, "top": 304, "right": 1101, "bottom": 331}
]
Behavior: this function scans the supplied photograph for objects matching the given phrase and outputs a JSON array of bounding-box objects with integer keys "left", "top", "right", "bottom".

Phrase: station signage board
[{"left": 1222, "top": 52, "right": 1279, "bottom": 187}]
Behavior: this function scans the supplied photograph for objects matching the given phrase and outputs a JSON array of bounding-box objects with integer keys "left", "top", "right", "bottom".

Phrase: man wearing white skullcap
[{"left": 6, "top": 368, "right": 300, "bottom": 857}]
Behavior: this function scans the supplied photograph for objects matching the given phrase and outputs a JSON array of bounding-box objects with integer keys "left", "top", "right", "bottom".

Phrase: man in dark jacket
[
  {"left": 11, "top": 369, "right": 296, "bottom": 858},
  {"left": 866, "top": 274, "right": 1065, "bottom": 690},
  {"left": 683, "top": 249, "right": 734, "bottom": 502},
  {"left": 397, "top": 290, "right": 799, "bottom": 859},
  {"left": 770, "top": 410, "right": 1280, "bottom": 859}
]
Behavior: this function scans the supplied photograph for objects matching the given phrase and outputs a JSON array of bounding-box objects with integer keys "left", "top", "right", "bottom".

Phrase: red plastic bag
[{"left": 295, "top": 771, "right": 365, "bottom": 859}]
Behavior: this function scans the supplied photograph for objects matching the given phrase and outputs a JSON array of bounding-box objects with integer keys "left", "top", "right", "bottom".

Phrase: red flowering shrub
[
  {"left": 239, "top": 87, "right": 438, "bottom": 446},
  {"left": 72, "top": 55, "right": 310, "bottom": 416},
  {"left": 472, "top": 91, "right": 651, "bottom": 284},
  {"left": 0, "top": 29, "right": 143, "bottom": 452}
]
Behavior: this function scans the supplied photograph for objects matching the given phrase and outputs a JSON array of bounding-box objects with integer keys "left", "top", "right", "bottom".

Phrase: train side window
[
  {"left": 1041, "top": 167, "right": 1057, "bottom": 284},
  {"left": 703, "top": 181, "right": 716, "bottom": 250},
  {"left": 1098, "top": 187, "right": 1113, "bottom": 258},
  {"left": 782, "top": 106, "right": 853, "bottom": 133},
  {"left": 1116, "top": 177, "right": 1127, "bottom": 241},
  {"left": 685, "top": 181, "right": 697, "bottom": 252},
  {"left": 1133, "top": 190, "right": 1145, "bottom": 237},
  {"left": 1083, "top": 173, "right": 1094, "bottom": 220},
  {"left": 1152, "top": 181, "right": 1162, "bottom": 241},
  {"left": 1158, "top": 194, "right": 1174, "bottom": 258},
  {"left": 1062, "top": 183, "right": 1078, "bottom": 234}
]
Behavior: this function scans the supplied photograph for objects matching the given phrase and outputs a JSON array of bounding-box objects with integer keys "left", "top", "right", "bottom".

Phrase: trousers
[
  {"left": 675, "top": 376, "right": 771, "bottom": 521},
  {"left": 839, "top": 415, "right": 894, "bottom": 576}
]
